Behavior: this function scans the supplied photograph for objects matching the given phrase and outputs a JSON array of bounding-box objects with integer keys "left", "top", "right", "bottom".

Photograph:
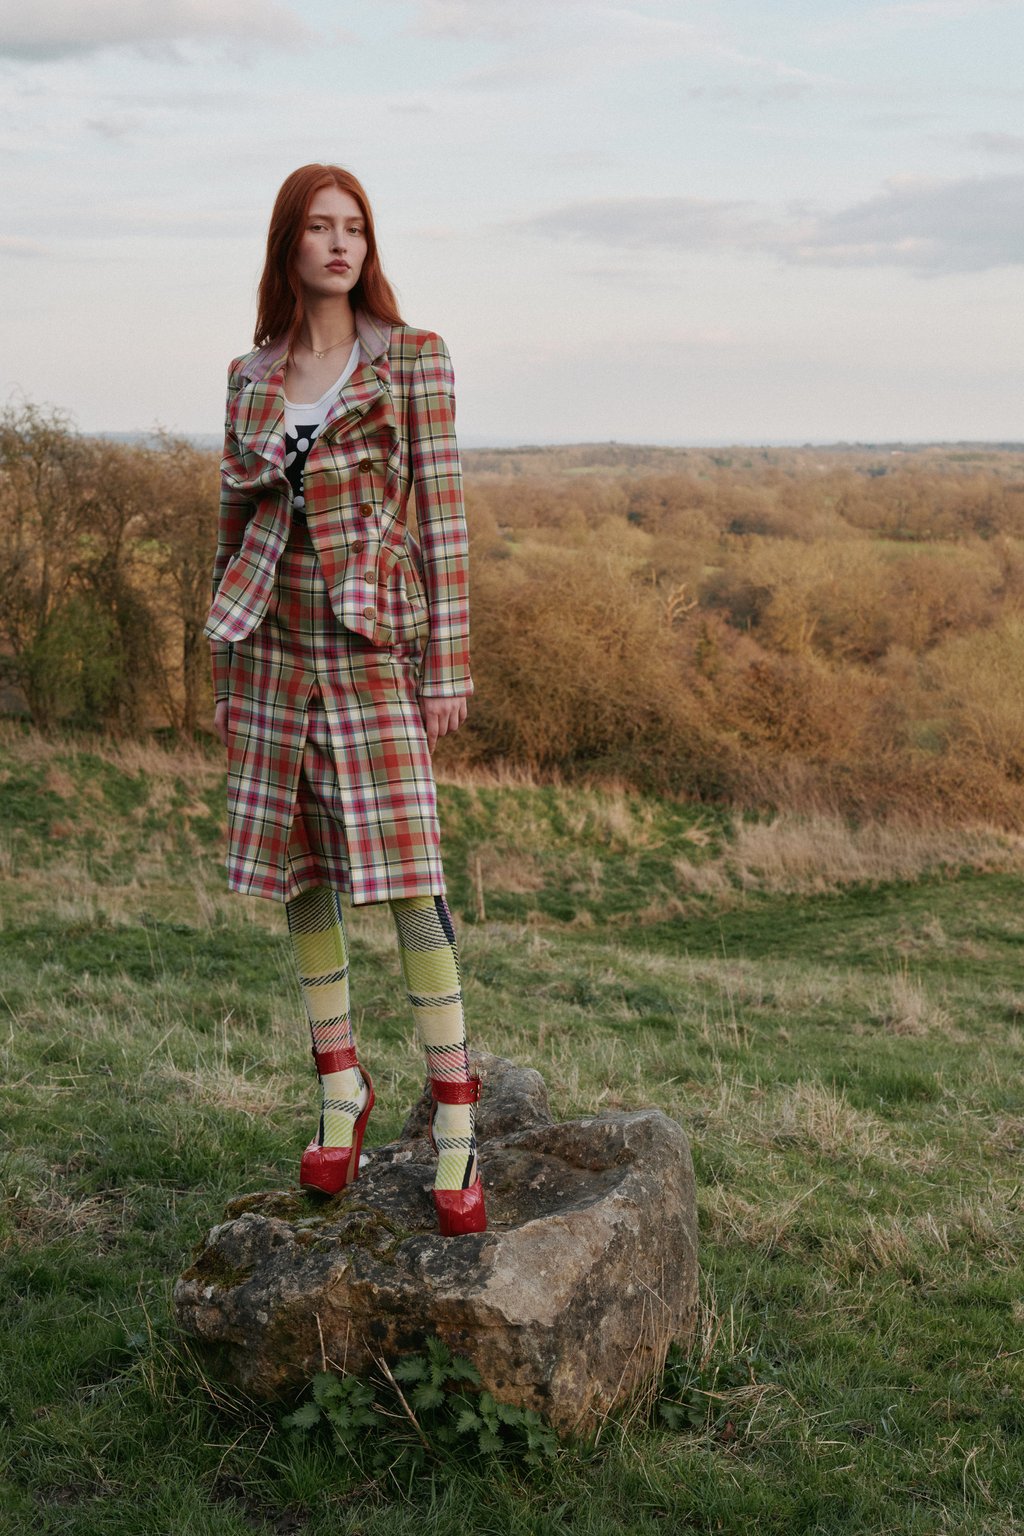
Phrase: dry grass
[
  {"left": 0, "top": 717, "right": 219, "bottom": 783},
  {"left": 872, "top": 965, "right": 957, "bottom": 1038},
  {"left": 757, "top": 1080, "right": 890, "bottom": 1163},
  {"left": 715, "top": 812, "right": 1024, "bottom": 896},
  {"left": 159, "top": 1062, "right": 296, "bottom": 1118},
  {"left": 3, "top": 1173, "right": 133, "bottom": 1250},
  {"left": 700, "top": 1182, "right": 826, "bottom": 1257},
  {"left": 823, "top": 1190, "right": 1024, "bottom": 1279},
  {"left": 468, "top": 844, "right": 547, "bottom": 895}
]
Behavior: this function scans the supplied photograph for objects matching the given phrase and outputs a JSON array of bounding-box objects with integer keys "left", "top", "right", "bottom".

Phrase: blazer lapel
[
  {"left": 233, "top": 342, "right": 289, "bottom": 475},
  {"left": 317, "top": 310, "right": 394, "bottom": 444},
  {"left": 234, "top": 310, "right": 394, "bottom": 465}
]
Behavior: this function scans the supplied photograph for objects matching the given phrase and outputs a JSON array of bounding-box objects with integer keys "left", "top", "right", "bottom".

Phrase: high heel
[
  {"left": 428, "top": 1075, "right": 487, "bottom": 1236},
  {"left": 300, "top": 1044, "right": 374, "bottom": 1195}
]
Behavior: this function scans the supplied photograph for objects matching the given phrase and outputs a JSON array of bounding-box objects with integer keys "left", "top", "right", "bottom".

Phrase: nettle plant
[{"left": 281, "top": 1336, "right": 559, "bottom": 1472}]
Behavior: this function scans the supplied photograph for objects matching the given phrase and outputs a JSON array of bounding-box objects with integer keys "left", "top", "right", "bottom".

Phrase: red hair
[{"left": 253, "top": 164, "right": 405, "bottom": 347}]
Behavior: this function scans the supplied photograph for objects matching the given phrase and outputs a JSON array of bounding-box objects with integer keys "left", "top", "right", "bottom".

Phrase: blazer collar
[
  {"left": 239, "top": 307, "right": 392, "bottom": 382},
  {"left": 231, "top": 308, "right": 397, "bottom": 477}
]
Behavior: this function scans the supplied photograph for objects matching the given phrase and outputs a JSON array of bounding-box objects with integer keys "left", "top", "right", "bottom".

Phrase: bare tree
[
  {"left": 0, "top": 402, "right": 99, "bottom": 729},
  {"left": 139, "top": 432, "right": 219, "bottom": 736}
]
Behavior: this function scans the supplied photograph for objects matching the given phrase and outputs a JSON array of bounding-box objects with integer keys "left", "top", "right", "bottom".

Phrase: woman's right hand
[{"left": 214, "top": 700, "right": 229, "bottom": 749}]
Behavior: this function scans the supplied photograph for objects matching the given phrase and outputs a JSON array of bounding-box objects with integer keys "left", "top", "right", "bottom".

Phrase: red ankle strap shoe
[
  {"left": 427, "top": 1075, "right": 487, "bottom": 1236},
  {"left": 300, "top": 1058, "right": 374, "bottom": 1196}
]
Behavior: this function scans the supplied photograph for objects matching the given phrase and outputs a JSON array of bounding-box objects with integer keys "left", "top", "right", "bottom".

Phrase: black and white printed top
[{"left": 283, "top": 340, "right": 361, "bottom": 517}]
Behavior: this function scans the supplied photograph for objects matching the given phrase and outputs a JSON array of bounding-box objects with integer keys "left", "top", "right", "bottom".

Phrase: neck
[{"left": 299, "top": 294, "right": 357, "bottom": 354}]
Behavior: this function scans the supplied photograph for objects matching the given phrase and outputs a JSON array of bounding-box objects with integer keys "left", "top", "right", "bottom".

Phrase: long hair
[{"left": 253, "top": 164, "right": 405, "bottom": 347}]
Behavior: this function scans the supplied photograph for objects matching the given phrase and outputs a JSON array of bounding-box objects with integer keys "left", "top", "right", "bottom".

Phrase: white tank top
[{"left": 283, "top": 340, "right": 361, "bottom": 512}]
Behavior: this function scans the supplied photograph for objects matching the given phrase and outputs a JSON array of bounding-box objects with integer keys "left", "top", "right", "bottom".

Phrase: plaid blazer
[{"left": 203, "top": 308, "right": 472, "bottom": 700}]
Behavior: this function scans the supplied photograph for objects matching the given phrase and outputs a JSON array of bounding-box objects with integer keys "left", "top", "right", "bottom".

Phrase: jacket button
[
  {"left": 362, "top": 605, "right": 375, "bottom": 620},
  {"left": 358, "top": 459, "right": 372, "bottom": 471},
  {"left": 363, "top": 571, "right": 375, "bottom": 584},
  {"left": 359, "top": 502, "right": 373, "bottom": 516},
  {"left": 350, "top": 540, "right": 364, "bottom": 554}
]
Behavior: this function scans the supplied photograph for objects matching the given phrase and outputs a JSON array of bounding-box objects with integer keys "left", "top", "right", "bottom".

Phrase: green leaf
[
  {"left": 392, "top": 1357, "right": 428, "bottom": 1383},
  {"left": 410, "top": 1383, "right": 444, "bottom": 1411},
  {"left": 477, "top": 1428, "right": 504, "bottom": 1454},
  {"left": 311, "top": 1371, "right": 344, "bottom": 1406},
  {"left": 426, "top": 1337, "right": 453, "bottom": 1368},
  {"left": 494, "top": 1400, "right": 523, "bottom": 1426},
  {"left": 455, "top": 1408, "right": 481, "bottom": 1435},
  {"left": 281, "top": 1401, "right": 321, "bottom": 1431},
  {"left": 446, "top": 1357, "right": 481, "bottom": 1385}
]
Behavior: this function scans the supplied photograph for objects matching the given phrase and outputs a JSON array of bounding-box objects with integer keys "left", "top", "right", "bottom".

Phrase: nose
[{"left": 330, "top": 227, "right": 346, "bottom": 252}]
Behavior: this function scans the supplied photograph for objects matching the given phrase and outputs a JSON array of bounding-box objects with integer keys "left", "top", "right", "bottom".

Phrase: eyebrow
[{"left": 307, "top": 212, "right": 364, "bottom": 221}]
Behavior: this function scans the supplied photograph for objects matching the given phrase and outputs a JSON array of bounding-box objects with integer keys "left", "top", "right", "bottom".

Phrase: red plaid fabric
[
  {"left": 204, "top": 310, "right": 471, "bottom": 700},
  {"left": 223, "top": 516, "right": 444, "bottom": 905}
]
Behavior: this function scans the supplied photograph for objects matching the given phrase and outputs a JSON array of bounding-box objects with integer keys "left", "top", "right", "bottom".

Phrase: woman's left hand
[{"left": 419, "top": 694, "right": 468, "bottom": 753}]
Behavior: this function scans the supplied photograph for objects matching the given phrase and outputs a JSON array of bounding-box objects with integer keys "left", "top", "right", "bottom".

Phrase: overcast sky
[{"left": 1, "top": 0, "right": 1021, "bottom": 445}]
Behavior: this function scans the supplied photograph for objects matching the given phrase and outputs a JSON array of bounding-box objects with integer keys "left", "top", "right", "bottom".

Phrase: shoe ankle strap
[
  {"left": 313, "top": 1044, "right": 359, "bottom": 1075},
  {"left": 430, "top": 1074, "right": 481, "bottom": 1105}
]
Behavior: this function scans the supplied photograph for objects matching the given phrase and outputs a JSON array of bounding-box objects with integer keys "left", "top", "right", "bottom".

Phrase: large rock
[{"left": 173, "top": 1052, "right": 698, "bottom": 1438}]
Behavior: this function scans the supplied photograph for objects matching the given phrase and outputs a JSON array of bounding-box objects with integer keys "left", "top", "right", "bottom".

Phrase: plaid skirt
[{"left": 223, "top": 516, "right": 446, "bottom": 906}]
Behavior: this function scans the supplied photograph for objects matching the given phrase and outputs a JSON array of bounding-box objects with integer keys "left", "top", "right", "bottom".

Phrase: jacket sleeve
[
  {"left": 408, "top": 333, "right": 473, "bottom": 698},
  {"left": 209, "top": 363, "right": 250, "bottom": 702}
]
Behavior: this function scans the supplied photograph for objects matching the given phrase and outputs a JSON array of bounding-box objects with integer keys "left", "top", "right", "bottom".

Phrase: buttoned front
[{"left": 204, "top": 308, "right": 471, "bottom": 906}]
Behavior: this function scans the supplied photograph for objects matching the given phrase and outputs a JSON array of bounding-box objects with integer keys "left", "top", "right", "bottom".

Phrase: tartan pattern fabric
[
  {"left": 205, "top": 308, "right": 472, "bottom": 700},
  {"left": 390, "top": 893, "right": 478, "bottom": 1191},
  {"left": 285, "top": 885, "right": 365, "bottom": 1149},
  {"left": 223, "top": 515, "right": 445, "bottom": 905}
]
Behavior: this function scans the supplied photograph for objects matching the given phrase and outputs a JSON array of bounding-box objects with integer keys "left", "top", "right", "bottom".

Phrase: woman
[{"left": 203, "top": 163, "right": 484, "bottom": 1236}]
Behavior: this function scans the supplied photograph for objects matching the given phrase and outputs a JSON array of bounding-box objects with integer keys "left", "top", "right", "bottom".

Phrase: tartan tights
[{"left": 284, "top": 885, "right": 478, "bottom": 1192}]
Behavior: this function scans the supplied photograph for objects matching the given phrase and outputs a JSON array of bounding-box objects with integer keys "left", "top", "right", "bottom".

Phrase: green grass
[{"left": 2, "top": 722, "right": 1023, "bottom": 1533}]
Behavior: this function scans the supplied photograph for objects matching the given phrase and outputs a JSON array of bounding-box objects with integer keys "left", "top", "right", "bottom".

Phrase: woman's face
[{"left": 293, "top": 185, "right": 368, "bottom": 302}]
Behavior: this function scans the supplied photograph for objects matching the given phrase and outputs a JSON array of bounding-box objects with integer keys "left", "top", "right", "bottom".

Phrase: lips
[{"left": 327, "top": 262, "right": 350, "bottom": 272}]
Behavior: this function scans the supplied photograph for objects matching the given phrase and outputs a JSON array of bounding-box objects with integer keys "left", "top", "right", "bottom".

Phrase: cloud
[
  {"left": 811, "top": 0, "right": 1015, "bottom": 43},
  {"left": 394, "top": 0, "right": 589, "bottom": 41},
  {"left": 685, "top": 80, "right": 816, "bottom": 105},
  {"left": 85, "top": 115, "right": 143, "bottom": 139},
  {"left": 0, "top": 235, "right": 51, "bottom": 257},
  {"left": 523, "top": 196, "right": 775, "bottom": 250},
  {"left": 515, "top": 173, "right": 1024, "bottom": 275},
  {"left": 388, "top": 1, "right": 838, "bottom": 101},
  {"left": 0, "top": 0, "right": 312, "bottom": 61},
  {"left": 796, "top": 173, "right": 1024, "bottom": 272},
  {"left": 855, "top": 110, "right": 944, "bottom": 129},
  {"left": 965, "top": 130, "right": 1024, "bottom": 158},
  {"left": 882, "top": 0, "right": 1010, "bottom": 16}
]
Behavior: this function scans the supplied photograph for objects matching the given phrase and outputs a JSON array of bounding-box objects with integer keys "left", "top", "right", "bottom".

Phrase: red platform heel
[
  {"left": 428, "top": 1075, "right": 487, "bottom": 1236},
  {"left": 299, "top": 1044, "right": 374, "bottom": 1195}
]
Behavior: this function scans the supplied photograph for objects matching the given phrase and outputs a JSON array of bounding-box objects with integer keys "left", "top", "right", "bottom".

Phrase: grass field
[{"left": 2, "top": 721, "right": 1023, "bottom": 1535}]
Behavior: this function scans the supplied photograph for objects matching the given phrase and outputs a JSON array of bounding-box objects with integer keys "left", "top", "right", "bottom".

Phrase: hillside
[{"left": 2, "top": 722, "right": 1023, "bottom": 1532}]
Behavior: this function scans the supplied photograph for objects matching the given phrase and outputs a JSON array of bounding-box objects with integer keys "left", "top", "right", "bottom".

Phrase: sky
[{"left": 1, "top": 0, "right": 1021, "bottom": 446}]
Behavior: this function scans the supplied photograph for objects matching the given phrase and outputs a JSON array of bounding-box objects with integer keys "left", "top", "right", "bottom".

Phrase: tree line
[
  {"left": 4, "top": 399, "right": 1024, "bottom": 825},
  {"left": 0, "top": 403, "right": 216, "bottom": 735}
]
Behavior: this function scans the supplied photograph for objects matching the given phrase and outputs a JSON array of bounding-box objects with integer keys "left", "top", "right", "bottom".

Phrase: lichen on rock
[{"left": 173, "top": 1052, "right": 698, "bottom": 1438}]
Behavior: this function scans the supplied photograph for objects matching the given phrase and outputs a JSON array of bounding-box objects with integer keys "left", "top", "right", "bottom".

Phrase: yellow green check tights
[{"left": 284, "top": 886, "right": 477, "bottom": 1193}]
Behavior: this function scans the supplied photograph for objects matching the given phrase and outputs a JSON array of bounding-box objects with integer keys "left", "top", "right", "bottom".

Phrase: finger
[{"left": 423, "top": 707, "right": 439, "bottom": 752}]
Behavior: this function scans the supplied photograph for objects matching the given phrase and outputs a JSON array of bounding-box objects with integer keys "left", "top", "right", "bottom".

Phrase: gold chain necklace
[{"left": 299, "top": 331, "right": 356, "bottom": 361}]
